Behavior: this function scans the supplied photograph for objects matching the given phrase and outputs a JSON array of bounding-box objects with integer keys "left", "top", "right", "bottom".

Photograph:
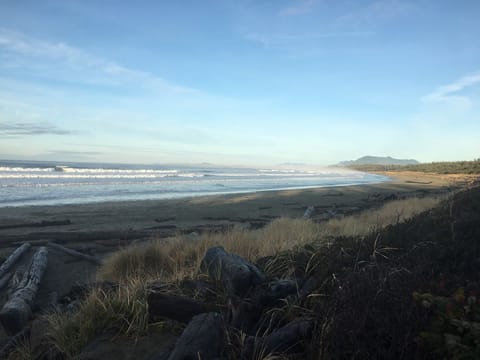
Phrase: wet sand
[{"left": 0, "top": 171, "right": 472, "bottom": 252}]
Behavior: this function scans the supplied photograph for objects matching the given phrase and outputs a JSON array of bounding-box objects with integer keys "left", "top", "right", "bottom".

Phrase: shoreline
[
  {"left": 0, "top": 170, "right": 476, "bottom": 338},
  {"left": 0, "top": 171, "right": 470, "bottom": 250},
  {"left": 0, "top": 177, "right": 391, "bottom": 209}
]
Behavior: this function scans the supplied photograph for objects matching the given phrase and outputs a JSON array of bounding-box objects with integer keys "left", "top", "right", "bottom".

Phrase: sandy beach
[
  {"left": 0, "top": 171, "right": 472, "bottom": 252},
  {"left": 0, "top": 171, "right": 477, "bottom": 352}
]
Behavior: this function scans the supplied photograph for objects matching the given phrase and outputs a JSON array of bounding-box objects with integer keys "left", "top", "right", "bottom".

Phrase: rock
[
  {"left": 201, "top": 247, "right": 265, "bottom": 296},
  {"left": 168, "top": 313, "right": 225, "bottom": 360}
]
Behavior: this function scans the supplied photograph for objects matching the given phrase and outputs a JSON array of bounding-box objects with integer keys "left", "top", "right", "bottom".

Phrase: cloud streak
[
  {"left": 245, "top": 31, "right": 372, "bottom": 48},
  {"left": 0, "top": 122, "right": 76, "bottom": 137},
  {"left": 0, "top": 28, "right": 196, "bottom": 93},
  {"left": 335, "top": 0, "right": 414, "bottom": 28},
  {"left": 279, "top": 0, "right": 318, "bottom": 16},
  {"left": 423, "top": 72, "right": 480, "bottom": 109}
]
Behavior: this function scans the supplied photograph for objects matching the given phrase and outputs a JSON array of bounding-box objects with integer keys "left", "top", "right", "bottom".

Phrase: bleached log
[
  {"left": 201, "top": 246, "right": 265, "bottom": 296},
  {"left": 0, "top": 247, "right": 48, "bottom": 335},
  {"left": 0, "top": 243, "right": 31, "bottom": 289},
  {"left": 48, "top": 242, "right": 102, "bottom": 265},
  {"left": 303, "top": 206, "right": 315, "bottom": 219},
  {"left": 168, "top": 312, "right": 225, "bottom": 360}
]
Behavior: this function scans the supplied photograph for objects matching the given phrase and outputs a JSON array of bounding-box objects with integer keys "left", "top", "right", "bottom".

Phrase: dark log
[
  {"left": 243, "top": 319, "right": 313, "bottom": 358},
  {"left": 257, "top": 279, "right": 298, "bottom": 307},
  {"left": 148, "top": 292, "right": 206, "bottom": 323},
  {"left": 0, "top": 219, "right": 71, "bottom": 230},
  {"left": 303, "top": 206, "right": 315, "bottom": 219},
  {"left": 231, "top": 279, "right": 299, "bottom": 332},
  {"left": 48, "top": 242, "right": 102, "bottom": 265},
  {"left": 168, "top": 312, "right": 225, "bottom": 360},
  {"left": 0, "top": 243, "right": 31, "bottom": 289},
  {"left": 201, "top": 246, "right": 265, "bottom": 296},
  {"left": 0, "top": 247, "right": 48, "bottom": 335}
]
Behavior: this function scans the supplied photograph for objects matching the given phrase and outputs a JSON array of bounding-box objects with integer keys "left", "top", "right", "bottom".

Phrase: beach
[
  {"left": 0, "top": 170, "right": 477, "bottom": 352},
  {"left": 0, "top": 171, "right": 470, "bottom": 252}
]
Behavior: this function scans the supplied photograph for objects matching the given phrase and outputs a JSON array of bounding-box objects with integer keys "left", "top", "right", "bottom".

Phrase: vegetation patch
[
  {"left": 38, "top": 188, "right": 480, "bottom": 359},
  {"left": 349, "top": 159, "right": 480, "bottom": 174}
]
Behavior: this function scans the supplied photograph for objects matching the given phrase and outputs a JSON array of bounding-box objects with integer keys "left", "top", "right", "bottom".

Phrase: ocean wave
[
  {"left": 0, "top": 166, "right": 180, "bottom": 174},
  {"left": 0, "top": 173, "right": 204, "bottom": 179}
]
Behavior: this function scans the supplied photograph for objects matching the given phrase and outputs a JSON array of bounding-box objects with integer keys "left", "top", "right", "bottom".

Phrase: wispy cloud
[
  {"left": 0, "top": 122, "right": 76, "bottom": 137},
  {"left": 336, "top": 0, "right": 414, "bottom": 28},
  {"left": 245, "top": 31, "right": 372, "bottom": 47},
  {"left": 0, "top": 28, "right": 196, "bottom": 93},
  {"left": 279, "top": 0, "right": 318, "bottom": 16},
  {"left": 423, "top": 72, "right": 480, "bottom": 110}
]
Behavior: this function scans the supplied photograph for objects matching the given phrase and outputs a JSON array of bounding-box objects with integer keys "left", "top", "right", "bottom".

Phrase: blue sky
[{"left": 0, "top": 0, "right": 479, "bottom": 166}]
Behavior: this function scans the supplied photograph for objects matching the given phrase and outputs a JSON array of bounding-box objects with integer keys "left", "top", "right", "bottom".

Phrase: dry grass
[
  {"left": 46, "top": 278, "right": 149, "bottom": 358},
  {"left": 319, "top": 196, "right": 441, "bottom": 238},
  {"left": 5, "top": 338, "right": 31, "bottom": 360},
  {"left": 99, "top": 195, "right": 443, "bottom": 284},
  {"left": 44, "top": 194, "right": 447, "bottom": 358}
]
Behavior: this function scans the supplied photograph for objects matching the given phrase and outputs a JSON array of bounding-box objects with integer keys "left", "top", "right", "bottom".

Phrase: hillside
[
  {"left": 349, "top": 160, "right": 480, "bottom": 175},
  {"left": 338, "top": 155, "right": 419, "bottom": 166}
]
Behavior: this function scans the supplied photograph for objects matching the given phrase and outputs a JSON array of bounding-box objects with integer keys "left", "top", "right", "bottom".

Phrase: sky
[{"left": 0, "top": 0, "right": 479, "bottom": 166}]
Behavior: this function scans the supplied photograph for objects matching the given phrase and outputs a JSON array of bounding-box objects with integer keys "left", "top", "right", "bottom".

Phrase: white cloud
[
  {"left": 422, "top": 72, "right": 480, "bottom": 110},
  {"left": 0, "top": 121, "right": 76, "bottom": 137},
  {"left": 335, "top": 0, "right": 414, "bottom": 28},
  {"left": 279, "top": 0, "right": 318, "bottom": 16},
  {"left": 0, "top": 28, "right": 196, "bottom": 94}
]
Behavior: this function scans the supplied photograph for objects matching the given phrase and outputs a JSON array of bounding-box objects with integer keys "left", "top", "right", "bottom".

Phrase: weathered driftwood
[
  {"left": 148, "top": 292, "right": 206, "bottom": 323},
  {"left": 48, "top": 242, "right": 102, "bottom": 265},
  {"left": 201, "top": 246, "right": 265, "bottom": 296},
  {"left": 243, "top": 319, "right": 313, "bottom": 358},
  {"left": 303, "top": 206, "right": 315, "bottom": 219},
  {"left": 168, "top": 312, "right": 225, "bottom": 360},
  {"left": 0, "top": 220, "right": 71, "bottom": 230},
  {"left": 7, "top": 265, "right": 28, "bottom": 298},
  {"left": 0, "top": 243, "right": 31, "bottom": 289},
  {"left": 0, "top": 247, "right": 48, "bottom": 335}
]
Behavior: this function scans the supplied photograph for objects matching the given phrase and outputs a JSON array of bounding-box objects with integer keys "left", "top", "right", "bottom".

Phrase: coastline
[
  {"left": 0, "top": 171, "right": 468, "bottom": 250},
  {"left": 0, "top": 170, "right": 476, "bottom": 347}
]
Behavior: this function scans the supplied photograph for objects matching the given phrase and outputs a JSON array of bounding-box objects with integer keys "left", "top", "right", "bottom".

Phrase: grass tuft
[{"left": 46, "top": 278, "right": 149, "bottom": 358}]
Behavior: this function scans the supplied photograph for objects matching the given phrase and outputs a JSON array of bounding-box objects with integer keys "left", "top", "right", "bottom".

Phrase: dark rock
[{"left": 168, "top": 313, "right": 225, "bottom": 360}]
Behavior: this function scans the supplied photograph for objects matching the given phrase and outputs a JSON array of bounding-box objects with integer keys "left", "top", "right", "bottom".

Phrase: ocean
[{"left": 0, "top": 160, "right": 389, "bottom": 207}]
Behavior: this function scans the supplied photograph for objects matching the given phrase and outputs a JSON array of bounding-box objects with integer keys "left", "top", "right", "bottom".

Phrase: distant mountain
[{"left": 338, "top": 156, "right": 419, "bottom": 167}]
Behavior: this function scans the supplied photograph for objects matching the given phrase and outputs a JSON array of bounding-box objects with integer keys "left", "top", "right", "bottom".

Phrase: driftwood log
[
  {"left": 168, "top": 312, "right": 225, "bottom": 360},
  {"left": 243, "top": 319, "right": 313, "bottom": 358},
  {"left": 303, "top": 206, "right": 315, "bottom": 219},
  {"left": 148, "top": 292, "right": 206, "bottom": 323},
  {"left": 201, "top": 246, "right": 265, "bottom": 296},
  {"left": 0, "top": 247, "right": 48, "bottom": 335},
  {"left": 0, "top": 243, "right": 31, "bottom": 289},
  {"left": 48, "top": 242, "right": 102, "bottom": 265}
]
